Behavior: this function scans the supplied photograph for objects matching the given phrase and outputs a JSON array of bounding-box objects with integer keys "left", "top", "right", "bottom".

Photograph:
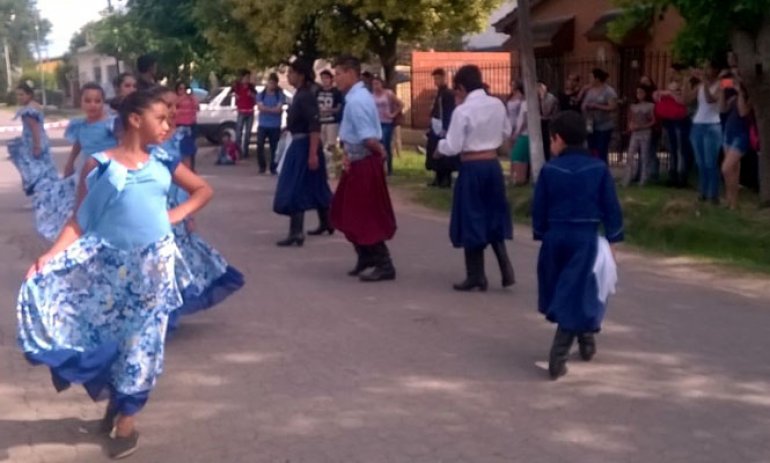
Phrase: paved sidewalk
[{"left": 1, "top": 148, "right": 769, "bottom": 462}]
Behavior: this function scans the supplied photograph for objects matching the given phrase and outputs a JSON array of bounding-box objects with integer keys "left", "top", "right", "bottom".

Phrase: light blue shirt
[{"left": 340, "top": 81, "right": 382, "bottom": 160}]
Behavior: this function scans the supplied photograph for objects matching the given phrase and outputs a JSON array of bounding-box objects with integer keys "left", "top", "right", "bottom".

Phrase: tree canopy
[{"left": 0, "top": 0, "right": 52, "bottom": 91}]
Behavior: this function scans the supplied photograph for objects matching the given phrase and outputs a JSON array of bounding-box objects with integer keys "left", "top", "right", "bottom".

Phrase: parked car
[{"left": 197, "top": 86, "right": 293, "bottom": 144}]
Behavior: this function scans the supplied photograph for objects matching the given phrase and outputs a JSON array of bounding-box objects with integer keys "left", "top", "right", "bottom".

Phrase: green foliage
[
  {"left": 611, "top": 0, "right": 770, "bottom": 63},
  {"left": 0, "top": 0, "right": 52, "bottom": 92}
]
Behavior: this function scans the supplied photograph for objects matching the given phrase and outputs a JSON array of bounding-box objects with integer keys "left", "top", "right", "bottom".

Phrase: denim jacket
[{"left": 532, "top": 148, "right": 624, "bottom": 243}]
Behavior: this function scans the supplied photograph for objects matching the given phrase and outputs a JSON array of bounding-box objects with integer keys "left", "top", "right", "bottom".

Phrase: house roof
[
  {"left": 493, "top": 0, "right": 547, "bottom": 33},
  {"left": 502, "top": 15, "right": 575, "bottom": 52}
]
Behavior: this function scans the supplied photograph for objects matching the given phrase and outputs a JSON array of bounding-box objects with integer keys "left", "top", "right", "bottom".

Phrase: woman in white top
[{"left": 687, "top": 61, "right": 723, "bottom": 203}]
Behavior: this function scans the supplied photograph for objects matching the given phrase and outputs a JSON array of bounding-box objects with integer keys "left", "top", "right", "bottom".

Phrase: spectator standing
[
  {"left": 582, "top": 68, "right": 618, "bottom": 164},
  {"left": 558, "top": 73, "right": 583, "bottom": 112},
  {"left": 686, "top": 61, "right": 722, "bottom": 204},
  {"left": 654, "top": 77, "right": 691, "bottom": 187},
  {"left": 720, "top": 75, "right": 752, "bottom": 209},
  {"left": 135, "top": 54, "right": 158, "bottom": 91},
  {"left": 508, "top": 82, "right": 530, "bottom": 186},
  {"left": 624, "top": 86, "right": 656, "bottom": 186},
  {"left": 108, "top": 72, "right": 137, "bottom": 111},
  {"left": 539, "top": 82, "right": 559, "bottom": 161},
  {"left": 426, "top": 68, "right": 457, "bottom": 188},
  {"left": 232, "top": 70, "right": 257, "bottom": 159},
  {"left": 371, "top": 76, "right": 404, "bottom": 176},
  {"left": 316, "top": 70, "right": 344, "bottom": 177},
  {"left": 639, "top": 75, "right": 661, "bottom": 180},
  {"left": 256, "top": 73, "right": 287, "bottom": 174},
  {"left": 175, "top": 82, "right": 200, "bottom": 170}
]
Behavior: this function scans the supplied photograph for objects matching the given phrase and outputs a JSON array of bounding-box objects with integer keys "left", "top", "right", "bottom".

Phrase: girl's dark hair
[
  {"left": 592, "top": 68, "right": 609, "bottom": 82},
  {"left": 118, "top": 90, "right": 167, "bottom": 129},
  {"left": 550, "top": 111, "right": 588, "bottom": 147},
  {"left": 175, "top": 81, "right": 188, "bottom": 92},
  {"left": 289, "top": 59, "right": 315, "bottom": 86},
  {"left": 268, "top": 72, "right": 279, "bottom": 83},
  {"left": 453, "top": 65, "right": 484, "bottom": 93},
  {"left": 16, "top": 82, "right": 34, "bottom": 96},
  {"left": 636, "top": 85, "right": 652, "bottom": 102},
  {"left": 149, "top": 85, "right": 173, "bottom": 98},
  {"left": 113, "top": 72, "right": 135, "bottom": 89},
  {"left": 80, "top": 82, "right": 105, "bottom": 99}
]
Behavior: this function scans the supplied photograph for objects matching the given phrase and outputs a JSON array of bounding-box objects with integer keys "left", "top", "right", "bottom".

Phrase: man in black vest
[{"left": 426, "top": 68, "right": 457, "bottom": 188}]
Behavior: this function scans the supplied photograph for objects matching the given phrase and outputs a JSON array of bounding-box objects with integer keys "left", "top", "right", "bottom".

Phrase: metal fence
[{"left": 408, "top": 52, "right": 676, "bottom": 168}]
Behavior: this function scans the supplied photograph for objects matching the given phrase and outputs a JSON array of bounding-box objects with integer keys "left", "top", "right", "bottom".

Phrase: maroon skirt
[{"left": 330, "top": 154, "right": 397, "bottom": 245}]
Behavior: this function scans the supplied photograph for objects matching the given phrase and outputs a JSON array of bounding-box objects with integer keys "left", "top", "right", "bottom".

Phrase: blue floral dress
[
  {"left": 156, "top": 129, "right": 244, "bottom": 332},
  {"left": 17, "top": 150, "right": 193, "bottom": 416},
  {"left": 32, "top": 116, "right": 120, "bottom": 242},
  {"left": 6, "top": 105, "right": 57, "bottom": 196}
]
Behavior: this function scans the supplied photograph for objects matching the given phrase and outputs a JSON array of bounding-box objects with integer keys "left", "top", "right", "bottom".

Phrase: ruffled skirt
[
  {"left": 17, "top": 234, "right": 192, "bottom": 415},
  {"left": 7, "top": 137, "right": 57, "bottom": 196},
  {"left": 32, "top": 176, "right": 77, "bottom": 241},
  {"left": 273, "top": 137, "right": 332, "bottom": 215}
]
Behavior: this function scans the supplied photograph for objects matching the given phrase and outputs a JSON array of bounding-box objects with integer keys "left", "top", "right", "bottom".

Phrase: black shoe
[
  {"left": 453, "top": 248, "right": 487, "bottom": 291},
  {"left": 348, "top": 246, "right": 373, "bottom": 276},
  {"left": 307, "top": 209, "right": 334, "bottom": 236},
  {"left": 548, "top": 328, "right": 575, "bottom": 380},
  {"left": 359, "top": 266, "right": 396, "bottom": 282},
  {"left": 277, "top": 214, "right": 304, "bottom": 247},
  {"left": 108, "top": 431, "right": 139, "bottom": 460},
  {"left": 491, "top": 241, "right": 515, "bottom": 288},
  {"left": 308, "top": 226, "right": 334, "bottom": 236},
  {"left": 577, "top": 333, "right": 597, "bottom": 362},
  {"left": 276, "top": 236, "right": 305, "bottom": 247}
]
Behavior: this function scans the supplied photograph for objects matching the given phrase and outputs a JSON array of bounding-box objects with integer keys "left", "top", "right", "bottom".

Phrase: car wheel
[{"left": 214, "top": 122, "right": 237, "bottom": 145}]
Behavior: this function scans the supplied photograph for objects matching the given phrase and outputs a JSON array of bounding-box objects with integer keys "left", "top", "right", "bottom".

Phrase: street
[{"left": 1, "top": 145, "right": 769, "bottom": 462}]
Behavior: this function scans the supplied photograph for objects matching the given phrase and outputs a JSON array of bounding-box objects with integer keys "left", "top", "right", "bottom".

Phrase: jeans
[
  {"left": 663, "top": 119, "right": 690, "bottom": 185},
  {"left": 235, "top": 113, "right": 254, "bottom": 158},
  {"left": 257, "top": 126, "right": 281, "bottom": 173},
  {"left": 690, "top": 123, "right": 722, "bottom": 200},
  {"left": 381, "top": 123, "right": 395, "bottom": 175},
  {"left": 588, "top": 129, "right": 613, "bottom": 164},
  {"left": 625, "top": 131, "right": 652, "bottom": 186}
]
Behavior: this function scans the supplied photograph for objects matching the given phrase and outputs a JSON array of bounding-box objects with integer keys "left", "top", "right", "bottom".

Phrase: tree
[
  {"left": 195, "top": 0, "right": 503, "bottom": 88},
  {"left": 612, "top": 0, "right": 770, "bottom": 206},
  {"left": 517, "top": 0, "right": 545, "bottom": 182},
  {"left": 0, "top": 0, "right": 52, "bottom": 92}
]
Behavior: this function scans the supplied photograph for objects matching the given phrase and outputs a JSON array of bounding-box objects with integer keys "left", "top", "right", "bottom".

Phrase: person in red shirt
[{"left": 232, "top": 70, "right": 257, "bottom": 158}]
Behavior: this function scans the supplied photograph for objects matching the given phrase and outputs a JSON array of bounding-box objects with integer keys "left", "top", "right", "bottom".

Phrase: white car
[{"left": 197, "top": 86, "right": 293, "bottom": 144}]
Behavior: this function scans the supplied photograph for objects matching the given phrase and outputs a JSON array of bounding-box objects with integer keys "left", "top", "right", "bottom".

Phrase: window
[
  {"left": 93, "top": 66, "right": 103, "bottom": 85},
  {"left": 107, "top": 64, "right": 118, "bottom": 82}
]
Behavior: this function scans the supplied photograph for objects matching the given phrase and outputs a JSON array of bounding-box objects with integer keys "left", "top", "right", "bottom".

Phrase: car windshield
[{"left": 200, "top": 88, "right": 227, "bottom": 104}]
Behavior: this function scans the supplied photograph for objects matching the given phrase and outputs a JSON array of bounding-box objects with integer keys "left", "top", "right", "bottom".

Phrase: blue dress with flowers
[
  {"left": 156, "top": 128, "right": 244, "bottom": 332},
  {"left": 6, "top": 105, "right": 57, "bottom": 196},
  {"left": 17, "top": 149, "right": 193, "bottom": 416},
  {"left": 32, "top": 116, "right": 120, "bottom": 242}
]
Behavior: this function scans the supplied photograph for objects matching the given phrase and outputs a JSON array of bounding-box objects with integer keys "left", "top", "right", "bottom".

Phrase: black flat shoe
[
  {"left": 452, "top": 278, "right": 488, "bottom": 292},
  {"left": 276, "top": 236, "right": 305, "bottom": 247},
  {"left": 307, "top": 227, "right": 335, "bottom": 236},
  {"left": 108, "top": 431, "right": 140, "bottom": 460},
  {"left": 577, "top": 334, "right": 597, "bottom": 361},
  {"left": 359, "top": 267, "right": 396, "bottom": 282}
]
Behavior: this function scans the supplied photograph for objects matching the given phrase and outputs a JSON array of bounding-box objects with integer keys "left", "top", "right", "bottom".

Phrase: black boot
[
  {"left": 453, "top": 247, "right": 488, "bottom": 292},
  {"left": 359, "top": 243, "right": 396, "bottom": 282},
  {"left": 276, "top": 213, "right": 305, "bottom": 247},
  {"left": 548, "top": 328, "right": 575, "bottom": 380},
  {"left": 577, "top": 333, "right": 597, "bottom": 361},
  {"left": 308, "top": 208, "right": 335, "bottom": 236},
  {"left": 491, "top": 241, "right": 515, "bottom": 288},
  {"left": 348, "top": 245, "right": 374, "bottom": 276}
]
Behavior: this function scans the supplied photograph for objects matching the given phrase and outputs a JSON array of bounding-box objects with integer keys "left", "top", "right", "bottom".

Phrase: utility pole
[
  {"left": 517, "top": 0, "right": 545, "bottom": 182},
  {"left": 3, "top": 13, "right": 14, "bottom": 94},
  {"left": 33, "top": 12, "right": 46, "bottom": 106}
]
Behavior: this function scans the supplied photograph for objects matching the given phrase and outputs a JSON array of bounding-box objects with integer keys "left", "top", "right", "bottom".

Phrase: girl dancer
[
  {"left": 152, "top": 86, "right": 244, "bottom": 331},
  {"left": 33, "top": 83, "right": 121, "bottom": 241},
  {"left": 6, "top": 82, "right": 57, "bottom": 196},
  {"left": 18, "top": 90, "right": 213, "bottom": 459}
]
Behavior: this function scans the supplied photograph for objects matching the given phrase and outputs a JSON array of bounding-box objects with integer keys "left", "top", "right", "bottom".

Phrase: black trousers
[{"left": 257, "top": 126, "right": 281, "bottom": 173}]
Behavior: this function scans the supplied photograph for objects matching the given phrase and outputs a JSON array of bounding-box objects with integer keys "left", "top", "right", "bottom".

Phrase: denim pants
[
  {"left": 588, "top": 129, "right": 613, "bottom": 164},
  {"left": 690, "top": 123, "right": 722, "bottom": 199},
  {"left": 625, "top": 130, "right": 652, "bottom": 186},
  {"left": 663, "top": 118, "right": 690, "bottom": 183},
  {"left": 235, "top": 113, "right": 254, "bottom": 158},
  {"left": 381, "top": 123, "right": 395, "bottom": 175},
  {"left": 256, "top": 126, "right": 281, "bottom": 173}
]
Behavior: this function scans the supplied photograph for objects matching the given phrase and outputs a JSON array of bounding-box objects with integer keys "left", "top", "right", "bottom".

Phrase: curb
[{"left": 0, "top": 120, "right": 69, "bottom": 134}]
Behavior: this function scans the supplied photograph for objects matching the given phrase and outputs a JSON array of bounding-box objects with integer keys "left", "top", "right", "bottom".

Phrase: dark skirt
[
  {"left": 450, "top": 159, "right": 512, "bottom": 248},
  {"left": 330, "top": 154, "right": 397, "bottom": 245},
  {"left": 537, "top": 224, "right": 604, "bottom": 333},
  {"left": 273, "top": 136, "right": 332, "bottom": 215}
]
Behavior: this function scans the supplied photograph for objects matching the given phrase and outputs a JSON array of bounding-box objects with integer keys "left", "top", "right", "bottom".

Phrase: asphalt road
[{"left": 1, "top": 146, "right": 769, "bottom": 462}]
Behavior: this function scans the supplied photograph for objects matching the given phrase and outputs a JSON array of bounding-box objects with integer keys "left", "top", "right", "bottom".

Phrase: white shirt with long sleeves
[{"left": 438, "top": 89, "right": 512, "bottom": 157}]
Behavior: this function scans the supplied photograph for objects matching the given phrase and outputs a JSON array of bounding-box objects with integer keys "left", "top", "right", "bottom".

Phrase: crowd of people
[
  {"left": 6, "top": 51, "right": 627, "bottom": 460},
  {"left": 487, "top": 58, "right": 757, "bottom": 210}
]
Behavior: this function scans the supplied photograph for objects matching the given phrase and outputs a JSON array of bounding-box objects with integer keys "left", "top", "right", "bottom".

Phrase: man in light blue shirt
[{"left": 330, "top": 55, "right": 397, "bottom": 283}]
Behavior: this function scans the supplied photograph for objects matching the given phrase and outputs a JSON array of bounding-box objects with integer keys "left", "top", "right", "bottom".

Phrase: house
[
  {"left": 464, "top": 1, "right": 517, "bottom": 51},
  {"left": 73, "top": 44, "right": 125, "bottom": 99},
  {"left": 494, "top": 0, "right": 684, "bottom": 99}
]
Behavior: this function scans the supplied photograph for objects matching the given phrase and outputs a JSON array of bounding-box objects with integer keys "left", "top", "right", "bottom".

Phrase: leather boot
[
  {"left": 359, "top": 243, "right": 396, "bottom": 282},
  {"left": 577, "top": 333, "right": 597, "bottom": 361},
  {"left": 548, "top": 328, "right": 575, "bottom": 380},
  {"left": 453, "top": 247, "right": 488, "bottom": 292},
  {"left": 348, "top": 245, "right": 374, "bottom": 276},
  {"left": 491, "top": 241, "right": 515, "bottom": 288},
  {"left": 276, "top": 213, "right": 305, "bottom": 247},
  {"left": 308, "top": 208, "right": 335, "bottom": 236}
]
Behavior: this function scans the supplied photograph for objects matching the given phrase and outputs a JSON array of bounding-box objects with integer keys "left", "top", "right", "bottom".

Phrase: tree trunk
[
  {"left": 732, "top": 25, "right": 770, "bottom": 207},
  {"left": 517, "top": 0, "right": 545, "bottom": 182},
  {"left": 379, "top": 38, "right": 399, "bottom": 90}
]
